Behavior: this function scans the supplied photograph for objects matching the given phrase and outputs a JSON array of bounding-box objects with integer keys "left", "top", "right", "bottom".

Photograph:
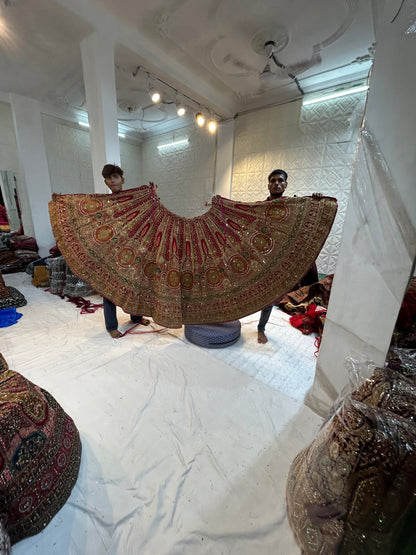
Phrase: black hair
[
  {"left": 102, "top": 164, "right": 124, "bottom": 178},
  {"left": 268, "top": 169, "right": 288, "bottom": 182}
]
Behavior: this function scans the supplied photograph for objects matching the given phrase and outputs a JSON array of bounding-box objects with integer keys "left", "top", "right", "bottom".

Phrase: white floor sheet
[{"left": 2, "top": 272, "right": 323, "bottom": 555}]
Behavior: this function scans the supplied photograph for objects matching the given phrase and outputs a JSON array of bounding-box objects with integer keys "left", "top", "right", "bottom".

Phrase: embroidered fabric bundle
[
  {"left": 0, "top": 270, "right": 26, "bottom": 311},
  {"left": 286, "top": 362, "right": 416, "bottom": 553},
  {"left": 49, "top": 185, "right": 337, "bottom": 328},
  {"left": 0, "top": 354, "right": 82, "bottom": 544}
]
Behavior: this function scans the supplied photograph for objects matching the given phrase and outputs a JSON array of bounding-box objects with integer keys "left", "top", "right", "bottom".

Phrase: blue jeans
[{"left": 103, "top": 297, "right": 143, "bottom": 331}]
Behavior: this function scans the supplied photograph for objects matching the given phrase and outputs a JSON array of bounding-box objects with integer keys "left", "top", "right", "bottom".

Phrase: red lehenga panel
[{"left": 49, "top": 185, "right": 337, "bottom": 328}]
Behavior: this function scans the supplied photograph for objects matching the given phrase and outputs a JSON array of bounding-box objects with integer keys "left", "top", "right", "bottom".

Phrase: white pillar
[
  {"left": 214, "top": 119, "right": 235, "bottom": 198},
  {"left": 9, "top": 94, "right": 55, "bottom": 257},
  {"left": 306, "top": 3, "right": 416, "bottom": 416},
  {"left": 80, "top": 32, "right": 120, "bottom": 193}
]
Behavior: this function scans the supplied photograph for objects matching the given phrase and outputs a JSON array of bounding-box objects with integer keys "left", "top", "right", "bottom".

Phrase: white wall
[
  {"left": 41, "top": 115, "right": 142, "bottom": 195},
  {"left": 141, "top": 126, "right": 217, "bottom": 218},
  {"left": 232, "top": 93, "right": 367, "bottom": 274},
  {"left": 0, "top": 102, "right": 20, "bottom": 173}
]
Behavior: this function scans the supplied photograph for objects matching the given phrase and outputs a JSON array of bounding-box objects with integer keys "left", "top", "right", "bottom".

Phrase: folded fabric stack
[{"left": 0, "top": 234, "right": 40, "bottom": 274}]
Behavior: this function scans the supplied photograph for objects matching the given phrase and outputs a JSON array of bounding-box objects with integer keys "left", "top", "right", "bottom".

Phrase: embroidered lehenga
[{"left": 49, "top": 185, "right": 337, "bottom": 328}]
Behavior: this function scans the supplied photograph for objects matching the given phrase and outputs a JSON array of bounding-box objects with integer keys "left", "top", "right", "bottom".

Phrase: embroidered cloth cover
[
  {"left": 0, "top": 354, "right": 82, "bottom": 544},
  {"left": 49, "top": 185, "right": 337, "bottom": 328}
]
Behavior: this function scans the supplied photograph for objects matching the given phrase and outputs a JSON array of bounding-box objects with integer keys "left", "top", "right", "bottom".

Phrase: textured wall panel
[
  {"left": 232, "top": 93, "right": 367, "bottom": 274},
  {"left": 141, "top": 127, "right": 216, "bottom": 218}
]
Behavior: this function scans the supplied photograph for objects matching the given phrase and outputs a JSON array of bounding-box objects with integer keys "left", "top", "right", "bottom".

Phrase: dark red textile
[{"left": 289, "top": 304, "right": 326, "bottom": 336}]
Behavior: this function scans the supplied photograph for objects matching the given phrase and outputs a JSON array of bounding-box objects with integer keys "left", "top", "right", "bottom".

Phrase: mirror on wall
[{"left": 0, "top": 171, "right": 23, "bottom": 233}]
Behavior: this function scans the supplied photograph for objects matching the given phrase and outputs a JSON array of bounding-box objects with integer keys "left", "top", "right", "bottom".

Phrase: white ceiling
[{"left": 0, "top": 0, "right": 376, "bottom": 139}]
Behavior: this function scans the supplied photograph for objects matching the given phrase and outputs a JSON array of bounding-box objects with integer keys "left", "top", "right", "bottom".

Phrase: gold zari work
[
  {"left": 49, "top": 185, "right": 337, "bottom": 328},
  {"left": 286, "top": 366, "right": 416, "bottom": 554}
]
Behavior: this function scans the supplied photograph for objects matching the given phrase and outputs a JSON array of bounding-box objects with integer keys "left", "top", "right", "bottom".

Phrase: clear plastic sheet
[
  {"left": 350, "top": 126, "right": 416, "bottom": 295},
  {"left": 287, "top": 352, "right": 416, "bottom": 554},
  {"left": 306, "top": 123, "right": 416, "bottom": 417}
]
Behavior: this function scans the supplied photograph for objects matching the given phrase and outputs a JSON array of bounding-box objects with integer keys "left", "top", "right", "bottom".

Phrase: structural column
[
  {"left": 80, "top": 32, "right": 120, "bottom": 193},
  {"left": 306, "top": 3, "right": 416, "bottom": 416},
  {"left": 9, "top": 93, "right": 55, "bottom": 257}
]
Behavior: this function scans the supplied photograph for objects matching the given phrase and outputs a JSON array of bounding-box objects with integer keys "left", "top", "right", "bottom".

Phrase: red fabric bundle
[
  {"left": 289, "top": 304, "right": 326, "bottom": 336},
  {"left": 9, "top": 235, "right": 38, "bottom": 252}
]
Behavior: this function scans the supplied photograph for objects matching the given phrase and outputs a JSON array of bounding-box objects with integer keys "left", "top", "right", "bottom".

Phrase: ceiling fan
[{"left": 255, "top": 30, "right": 322, "bottom": 95}]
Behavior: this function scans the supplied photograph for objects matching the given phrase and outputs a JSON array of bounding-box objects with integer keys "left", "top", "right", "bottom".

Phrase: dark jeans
[
  {"left": 257, "top": 305, "right": 273, "bottom": 333},
  {"left": 103, "top": 297, "right": 143, "bottom": 331}
]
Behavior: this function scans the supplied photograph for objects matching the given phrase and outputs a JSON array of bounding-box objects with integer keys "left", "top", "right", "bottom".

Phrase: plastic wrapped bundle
[
  {"left": 62, "top": 264, "right": 94, "bottom": 297},
  {"left": 49, "top": 256, "right": 93, "bottom": 297},
  {"left": 286, "top": 361, "right": 416, "bottom": 554},
  {"left": 48, "top": 255, "right": 66, "bottom": 295}
]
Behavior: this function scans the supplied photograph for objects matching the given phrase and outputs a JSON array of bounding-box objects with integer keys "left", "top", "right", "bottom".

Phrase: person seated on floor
[
  {"left": 101, "top": 164, "right": 151, "bottom": 338},
  {"left": 257, "top": 169, "right": 319, "bottom": 344}
]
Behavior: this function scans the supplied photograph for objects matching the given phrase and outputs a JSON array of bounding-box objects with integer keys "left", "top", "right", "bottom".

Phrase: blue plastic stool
[{"left": 184, "top": 321, "right": 241, "bottom": 348}]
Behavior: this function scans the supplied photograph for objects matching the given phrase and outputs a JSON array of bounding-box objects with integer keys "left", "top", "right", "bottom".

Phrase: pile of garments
[{"left": 0, "top": 233, "right": 40, "bottom": 273}]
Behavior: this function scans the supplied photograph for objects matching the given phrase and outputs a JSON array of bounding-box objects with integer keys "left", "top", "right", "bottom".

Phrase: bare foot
[
  {"left": 258, "top": 331, "right": 268, "bottom": 344},
  {"left": 109, "top": 329, "right": 123, "bottom": 338},
  {"left": 130, "top": 316, "right": 151, "bottom": 325}
]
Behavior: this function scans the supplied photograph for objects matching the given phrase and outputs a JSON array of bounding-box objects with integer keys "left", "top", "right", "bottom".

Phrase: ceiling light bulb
[
  {"left": 208, "top": 120, "right": 217, "bottom": 133},
  {"left": 149, "top": 88, "right": 161, "bottom": 103},
  {"left": 195, "top": 112, "right": 205, "bottom": 126},
  {"left": 176, "top": 104, "right": 186, "bottom": 116}
]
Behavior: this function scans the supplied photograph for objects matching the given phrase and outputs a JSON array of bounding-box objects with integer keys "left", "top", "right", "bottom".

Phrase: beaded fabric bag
[
  {"left": 0, "top": 353, "right": 82, "bottom": 544},
  {"left": 49, "top": 186, "right": 337, "bottom": 328},
  {"left": 286, "top": 364, "right": 416, "bottom": 554},
  {"left": 0, "top": 520, "right": 10, "bottom": 555},
  {"left": 0, "top": 270, "right": 26, "bottom": 310}
]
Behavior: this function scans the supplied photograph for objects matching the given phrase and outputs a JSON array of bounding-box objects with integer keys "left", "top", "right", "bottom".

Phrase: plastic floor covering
[{"left": 2, "top": 272, "right": 323, "bottom": 555}]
